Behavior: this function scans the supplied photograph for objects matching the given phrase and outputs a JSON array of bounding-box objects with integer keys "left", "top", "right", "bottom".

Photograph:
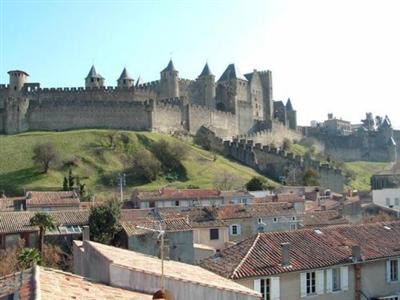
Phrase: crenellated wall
[{"left": 196, "top": 127, "right": 344, "bottom": 192}]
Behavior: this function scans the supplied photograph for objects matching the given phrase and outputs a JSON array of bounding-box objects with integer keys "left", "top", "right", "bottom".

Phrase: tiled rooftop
[
  {"left": 201, "top": 221, "right": 400, "bottom": 279},
  {"left": 217, "top": 202, "right": 297, "bottom": 219},
  {"left": 0, "top": 210, "right": 89, "bottom": 233},
  {"left": 304, "top": 210, "right": 349, "bottom": 227},
  {"left": 121, "top": 217, "right": 192, "bottom": 236},
  {"left": 0, "top": 266, "right": 152, "bottom": 299},
  {"left": 26, "top": 191, "right": 80, "bottom": 207},
  {"left": 84, "top": 241, "right": 260, "bottom": 297},
  {"left": 134, "top": 188, "right": 222, "bottom": 201}
]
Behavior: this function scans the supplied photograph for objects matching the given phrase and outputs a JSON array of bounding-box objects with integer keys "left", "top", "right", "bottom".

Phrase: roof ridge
[{"left": 231, "top": 233, "right": 260, "bottom": 279}]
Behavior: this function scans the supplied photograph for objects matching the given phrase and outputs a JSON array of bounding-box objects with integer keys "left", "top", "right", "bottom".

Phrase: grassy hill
[
  {"left": 0, "top": 130, "right": 276, "bottom": 198},
  {"left": 344, "top": 161, "right": 390, "bottom": 191}
]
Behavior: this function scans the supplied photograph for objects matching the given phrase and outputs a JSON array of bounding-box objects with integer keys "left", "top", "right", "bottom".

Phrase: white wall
[{"left": 372, "top": 188, "right": 400, "bottom": 212}]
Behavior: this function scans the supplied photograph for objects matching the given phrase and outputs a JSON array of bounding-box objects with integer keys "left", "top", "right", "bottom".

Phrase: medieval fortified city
[{"left": 1, "top": 1, "right": 400, "bottom": 300}]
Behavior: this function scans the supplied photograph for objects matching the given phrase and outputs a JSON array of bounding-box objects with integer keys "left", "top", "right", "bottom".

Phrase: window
[
  {"left": 260, "top": 278, "right": 271, "bottom": 300},
  {"left": 306, "top": 271, "right": 316, "bottom": 295},
  {"left": 386, "top": 198, "right": 391, "bottom": 206},
  {"left": 230, "top": 224, "right": 241, "bottom": 236},
  {"left": 91, "top": 78, "right": 94, "bottom": 82},
  {"left": 149, "top": 201, "right": 155, "bottom": 208},
  {"left": 292, "top": 216, "right": 296, "bottom": 221},
  {"left": 389, "top": 259, "right": 399, "bottom": 282},
  {"left": 258, "top": 218, "right": 263, "bottom": 224},
  {"left": 290, "top": 224, "right": 297, "bottom": 230},
  {"left": 396, "top": 198, "right": 400, "bottom": 206},
  {"left": 332, "top": 268, "right": 341, "bottom": 291},
  {"left": 210, "top": 228, "right": 219, "bottom": 240},
  {"left": 175, "top": 200, "right": 180, "bottom": 207},
  {"left": 254, "top": 277, "right": 279, "bottom": 300},
  {"left": 273, "top": 217, "right": 278, "bottom": 223}
]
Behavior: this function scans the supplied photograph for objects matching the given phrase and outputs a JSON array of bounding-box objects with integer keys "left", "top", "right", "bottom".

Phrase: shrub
[
  {"left": 89, "top": 199, "right": 121, "bottom": 245},
  {"left": 245, "top": 177, "right": 266, "bottom": 191},
  {"left": 131, "top": 149, "right": 161, "bottom": 182}
]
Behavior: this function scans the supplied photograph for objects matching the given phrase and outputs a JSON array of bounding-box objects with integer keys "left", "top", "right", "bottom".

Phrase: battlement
[
  {"left": 156, "top": 97, "right": 183, "bottom": 106},
  {"left": 136, "top": 80, "right": 159, "bottom": 89},
  {"left": 189, "top": 103, "right": 235, "bottom": 117}
]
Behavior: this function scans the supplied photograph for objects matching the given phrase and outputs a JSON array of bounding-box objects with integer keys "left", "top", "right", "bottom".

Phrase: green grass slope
[
  {"left": 344, "top": 161, "right": 390, "bottom": 191},
  {"left": 0, "top": 130, "right": 275, "bottom": 198}
]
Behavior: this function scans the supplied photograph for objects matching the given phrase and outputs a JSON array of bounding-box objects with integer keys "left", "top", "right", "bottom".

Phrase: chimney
[
  {"left": 352, "top": 245, "right": 362, "bottom": 262},
  {"left": 281, "top": 242, "right": 291, "bottom": 267},
  {"left": 82, "top": 225, "right": 90, "bottom": 241}
]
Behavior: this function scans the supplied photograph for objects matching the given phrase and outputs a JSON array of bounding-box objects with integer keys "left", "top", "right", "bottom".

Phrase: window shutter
[
  {"left": 386, "top": 260, "right": 391, "bottom": 283},
  {"left": 254, "top": 279, "right": 261, "bottom": 293},
  {"left": 326, "top": 269, "right": 333, "bottom": 293},
  {"left": 340, "top": 266, "right": 349, "bottom": 291},
  {"left": 300, "top": 273, "right": 306, "bottom": 298},
  {"left": 271, "top": 277, "right": 280, "bottom": 300},
  {"left": 229, "top": 225, "right": 233, "bottom": 235},
  {"left": 316, "top": 270, "right": 324, "bottom": 295},
  {"left": 237, "top": 224, "right": 241, "bottom": 235}
]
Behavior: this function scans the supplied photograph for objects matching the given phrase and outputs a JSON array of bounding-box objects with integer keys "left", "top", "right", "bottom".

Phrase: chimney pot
[
  {"left": 82, "top": 225, "right": 90, "bottom": 241},
  {"left": 352, "top": 245, "right": 362, "bottom": 262},
  {"left": 281, "top": 242, "right": 291, "bottom": 267}
]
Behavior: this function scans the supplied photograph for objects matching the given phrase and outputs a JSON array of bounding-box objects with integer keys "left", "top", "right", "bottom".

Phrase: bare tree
[
  {"left": 213, "top": 171, "right": 241, "bottom": 190},
  {"left": 32, "top": 143, "right": 59, "bottom": 173}
]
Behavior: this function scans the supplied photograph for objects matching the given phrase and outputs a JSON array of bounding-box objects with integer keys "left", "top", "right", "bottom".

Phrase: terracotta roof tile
[
  {"left": 121, "top": 217, "right": 192, "bottom": 235},
  {"left": 135, "top": 188, "right": 222, "bottom": 201},
  {"left": 201, "top": 221, "right": 400, "bottom": 279},
  {"left": 304, "top": 210, "right": 349, "bottom": 227},
  {"left": 0, "top": 210, "right": 89, "bottom": 234},
  {"left": 217, "top": 203, "right": 296, "bottom": 220},
  {"left": 26, "top": 191, "right": 80, "bottom": 208}
]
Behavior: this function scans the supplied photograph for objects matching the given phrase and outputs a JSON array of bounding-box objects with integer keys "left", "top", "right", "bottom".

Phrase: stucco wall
[{"left": 193, "top": 227, "right": 229, "bottom": 250}]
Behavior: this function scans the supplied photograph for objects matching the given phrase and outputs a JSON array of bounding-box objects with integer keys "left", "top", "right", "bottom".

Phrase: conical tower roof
[
  {"left": 199, "top": 62, "right": 213, "bottom": 77},
  {"left": 118, "top": 68, "right": 133, "bottom": 81},
  {"left": 135, "top": 76, "right": 144, "bottom": 87},
  {"left": 86, "top": 65, "right": 103, "bottom": 79},
  {"left": 218, "top": 64, "right": 246, "bottom": 81},
  {"left": 161, "top": 59, "right": 176, "bottom": 72},
  {"left": 382, "top": 116, "right": 392, "bottom": 129},
  {"left": 286, "top": 98, "right": 294, "bottom": 111}
]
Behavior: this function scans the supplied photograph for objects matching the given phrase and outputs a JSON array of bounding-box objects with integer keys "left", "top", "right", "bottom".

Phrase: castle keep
[{"left": 0, "top": 61, "right": 297, "bottom": 137}]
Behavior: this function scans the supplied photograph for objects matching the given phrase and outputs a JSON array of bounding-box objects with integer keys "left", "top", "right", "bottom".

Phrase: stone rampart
[{"left": 27, "top": 99, "right": 152, "bottom": 131}]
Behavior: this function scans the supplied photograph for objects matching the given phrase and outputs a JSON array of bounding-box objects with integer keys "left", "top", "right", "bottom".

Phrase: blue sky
[{"left": 1, "top": 0, "right": 400, "bottom": 127}]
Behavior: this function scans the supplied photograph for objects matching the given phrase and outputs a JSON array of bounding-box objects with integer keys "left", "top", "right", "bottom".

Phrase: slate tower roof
[
  {"left": 85, "top": 65, "right": 104, "bottom": 79},
  {"left": 218, "top": 64, "right": 247, "bottom": 81},
  {"left": 199, "top": 62, "right": 213, "bottom": 77}
]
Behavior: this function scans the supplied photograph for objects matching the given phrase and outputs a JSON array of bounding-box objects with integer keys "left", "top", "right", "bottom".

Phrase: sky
[{"left": 1, "top": 0, "right": 400, "bottom": 127}]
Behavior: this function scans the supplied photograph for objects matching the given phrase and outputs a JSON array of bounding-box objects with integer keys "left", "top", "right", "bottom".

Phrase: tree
[
  {"left": 29, "top": 212, "right": 56, "bottom": 254},
  {"left": 63, "top": 177, "right": 69, "bottom": 191},
  {"left": 302, "top": 169, "right": 320, "bottom": 186},
  {"left": 32, "top": 143, "right": 59, "bottom": 173},
  {"left": 131, "top": 149, "right": 161, "bottom": 182},
  {"left": 282, "top": 138, "right": 292, "bottom": 151},
  {"left": 245, "top": 177, "right": 266, "bottom": 191},
  {"left": 18, "top": 248, "right": 41, "bottom": 270},
  {"left": 89, "top": 199, "right": 121, "bottom": 244},
  {"left": 152, "top": 139, "right": 187, "bottom": 172},
  {"left": 68, "top": 169, "right": 75, "bottom": 190},
  {"left": 213, "top": 171, "right": 241, "bottom": 190}
]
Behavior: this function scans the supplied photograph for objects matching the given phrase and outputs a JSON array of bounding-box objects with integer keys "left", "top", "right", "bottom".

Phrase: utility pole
[
  {"left": 136, "top": 223, "right": 166, "bottom": 293},
  {"left": 118, "top": 173, "right": 126, "bottom": 202}
]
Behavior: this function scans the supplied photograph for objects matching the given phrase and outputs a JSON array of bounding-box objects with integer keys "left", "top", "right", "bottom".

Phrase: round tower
[
  {"left": 159, "top": 59, "right": 179, "bottom": 98},
  {"left": 197, "top": 62, "right": 215, "bottom": 108},
  {"left": 8, "top": 70, "right": 29, "bottom": 95},
  {"left": 85, "top": 65, "right": 105, "bottom": 88},
  {"left": 117, "top": 68, "right": 134, "bottom": 88}
]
